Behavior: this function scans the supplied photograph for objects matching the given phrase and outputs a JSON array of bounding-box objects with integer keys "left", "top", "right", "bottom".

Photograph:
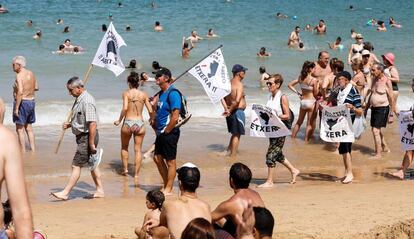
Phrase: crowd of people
[{"left": 0, "top": 2, "right": 412, "bottom": 239}]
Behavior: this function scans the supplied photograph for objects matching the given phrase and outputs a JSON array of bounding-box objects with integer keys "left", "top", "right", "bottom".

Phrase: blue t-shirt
[{"left": 156, "top": 86, "right": 182, "bottom": 133}]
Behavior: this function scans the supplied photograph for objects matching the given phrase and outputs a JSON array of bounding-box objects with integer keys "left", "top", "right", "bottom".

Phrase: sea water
[{"left": 0, "top": 0, "right": 413, "bottom": 126}]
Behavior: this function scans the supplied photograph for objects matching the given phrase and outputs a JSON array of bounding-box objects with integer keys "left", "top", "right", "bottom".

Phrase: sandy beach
[{"left": 6, "top": 118, "right": 413, "bottom": 239}]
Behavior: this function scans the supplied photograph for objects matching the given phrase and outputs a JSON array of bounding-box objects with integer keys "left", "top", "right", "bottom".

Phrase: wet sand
[{"left": 9, "top": 118, "right": 414, "bottom": 238}]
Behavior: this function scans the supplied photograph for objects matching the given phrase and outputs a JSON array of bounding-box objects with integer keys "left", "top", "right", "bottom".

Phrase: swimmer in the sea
[
  {"left": 350, "top": 29, "right": 358, "bottom": 39},
  {"left": 63, "top": 26, "right": 70, "bottom": 33},
  {"left": 33, "top": 30, "right": 42, "bottom": 40},
  {"left": 207, "top": 28, "right": 219, "bottom": 38},
  {"left": 182, "top": 37, "right": 194, "bottom": 59},
  {"left": 389, "top": 17, "right": 402, "bottom": 28},
  {"left": 314, "top": 19, "right": 327, "bottom": 34},
  {"left": 54, "top": 44, "right": 65, "bottom": 55},
  {"left": 187, "top": 30, "right": 203, "bottom": 43},
  {"left": 57, "top": 19, "right": 64, "bottom": 25},
  {"left": 328, "top": 37, "right": 344, "bottom": 50},
  {"left": 0, "top": 4, "right": 9, "bottom": 13},
  {"left": 276, "top": 12, "right": 288, "bottom": 19},
  {"left": 126, "top": 25, "right": 131, "bottom": 31},
  {"left": 154, "top": 21, "right": 163, "bottom": 32},
  {"left": 305, "top": 24, "right": 312, "bottom": 31},
  {"left": 377, "top": 21, "right": 387, "bottom": 32},
  {"left": 27, "top": 20, "right": 33, "bottom": 27},
  {"left": 257, "top": 47, "right": 271, "bottom": 57},
  {"left": 102, "top": 24, "right": 107, "bottom": 32},
  {"left": 288, "top": 26, "right": 301, "bottom": 47},
  {"left": 298, "top": 42, "right": 305, "bottom": 51}
]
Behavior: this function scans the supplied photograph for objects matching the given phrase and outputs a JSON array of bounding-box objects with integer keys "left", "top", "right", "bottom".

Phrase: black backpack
[
  {"left": 166, "top": 88, "right": 191, "bottom": 127},
  {"left": 280, "top": 95, "right": 294, "bottom": 129}
]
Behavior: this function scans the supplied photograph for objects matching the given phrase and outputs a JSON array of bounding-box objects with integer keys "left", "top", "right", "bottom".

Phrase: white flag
[
  {"left": 249, "top": 104, "right": 291, "bottom": 138},
  {"left": 398, "top": 111, "right": 414, "bottom": 151},
  {"left": 320, "top": 105, "right": 355, "bottom": 143},
  {"left": 92, "top": 22, "right": 126, "bottom": 76},
  {"left": 188, "top": 48, "right": 231, "bottom": 104}
]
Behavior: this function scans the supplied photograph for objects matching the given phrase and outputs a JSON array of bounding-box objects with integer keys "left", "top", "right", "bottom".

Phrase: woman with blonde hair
[{"left": 114, "top": 72, "right": 154, "bottom": 179}]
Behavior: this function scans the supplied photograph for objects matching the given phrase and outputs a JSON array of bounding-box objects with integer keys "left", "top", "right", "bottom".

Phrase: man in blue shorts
[
  {"left": 221, "top": 64, "right": 247, "bottom": 157},
  {"left": 12, "top": 56, "right": 39, "bottom": 152},
  {"left": 151, "top": 68, "right": 181, "bottom": 196}
]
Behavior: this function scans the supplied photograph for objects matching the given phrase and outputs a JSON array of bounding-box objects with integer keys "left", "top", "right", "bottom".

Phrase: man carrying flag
[{"left": 92, "top": 22, "right": 126, "bottom": 76}]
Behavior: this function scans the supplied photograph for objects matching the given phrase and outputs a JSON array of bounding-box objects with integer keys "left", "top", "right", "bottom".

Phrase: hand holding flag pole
[{"left": 55, "top": 22, "right": 126, "bottom": 154}]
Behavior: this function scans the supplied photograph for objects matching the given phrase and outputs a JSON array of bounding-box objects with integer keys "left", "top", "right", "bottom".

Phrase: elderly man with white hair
[{"left": 12, "top": 55, "right": 39, "bottom": 152}]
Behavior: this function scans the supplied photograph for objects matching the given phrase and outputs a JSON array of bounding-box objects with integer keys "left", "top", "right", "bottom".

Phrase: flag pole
[
  {"left": 55, "top": 64, "right": 94, "bottom": 154},
  {"left": 153, "top": 44, "right": 223, "bottom": 97}
]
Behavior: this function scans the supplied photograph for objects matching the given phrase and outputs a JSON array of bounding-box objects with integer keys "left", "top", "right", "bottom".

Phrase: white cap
[
  {"left": 361, "top": 49, "right": 370, "bottom": 56},
  {"left": 181, "top": 162, "right": 197, "bottom": 168}
]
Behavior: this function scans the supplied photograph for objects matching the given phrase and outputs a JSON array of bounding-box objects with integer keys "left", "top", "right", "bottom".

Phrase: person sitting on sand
[
  {"left": 390, "top": 79, "right": 414, "bottom": 180},
  {"left": 377, "top": 21, "right": 387, "bottom": 32},
  {"left": 154, "top": 21, "right": 163, "bottom": 32},
  {"left": 145, "top": 163, "right": 211, "bottom": 239},
  {"left": 212, "top": 163, "right": 265, "bottom": 237},
  {"left": 114, "top": 72, "right": 154, "bottom": 179},
  {"left": 328, "top": 37, "right": 344, "bottom": 50},
  {"left": 257, "top": 47, "right": 271, "bottom": 57},
  {"left": 33, "top": 30, "right": 42, "bottom": 40},
  {"left": 135, "top": 190, "right": 165, "bottom": 239},
  {"left": 257, "top": 74, "right": 300, "bottom": 188},
  {"left": 314, "top": 19, "right": 326, "bottom": 34}
]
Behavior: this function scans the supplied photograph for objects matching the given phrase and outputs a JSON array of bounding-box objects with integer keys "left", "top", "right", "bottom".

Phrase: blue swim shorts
[
  {"left": 226, "top": 109, "right": 245, "bottom": 135},
  {"left": 13, "top": 99, "right": 36, "bottom": 125}
]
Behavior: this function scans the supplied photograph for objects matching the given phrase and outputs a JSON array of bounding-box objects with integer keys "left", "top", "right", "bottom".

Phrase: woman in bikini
[
  {"left": 114, "top": 72, "right": 154, "bottom": 179},
  {"left": 288, "top": 61, "right": 318, "bottom": 142},
  {"left": 347, "top": 33, "right": 364, "bottom": 65}
]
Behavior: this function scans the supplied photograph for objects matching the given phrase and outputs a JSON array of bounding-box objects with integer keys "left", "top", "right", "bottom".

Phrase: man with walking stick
[{"left": 50, "top": 76, "right": 104, "bottom": 200}]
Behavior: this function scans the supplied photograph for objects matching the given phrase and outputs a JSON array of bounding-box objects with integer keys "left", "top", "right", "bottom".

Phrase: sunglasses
[{"left": 266, "top": 82, "right": 275, "bottom": 86}]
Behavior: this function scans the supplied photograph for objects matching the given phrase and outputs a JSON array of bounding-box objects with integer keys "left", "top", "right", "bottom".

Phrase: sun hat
[
  {"left": 382, "top": 52, "right": 395, "bottom": 65},
  {"left": 361, "top": 50, "right": 370, "bottom": 56}
]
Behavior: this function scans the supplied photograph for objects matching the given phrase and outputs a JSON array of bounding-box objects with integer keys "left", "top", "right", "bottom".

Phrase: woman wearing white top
[{"left": 258, "top": 74, "right": 300, "bottom": 188}]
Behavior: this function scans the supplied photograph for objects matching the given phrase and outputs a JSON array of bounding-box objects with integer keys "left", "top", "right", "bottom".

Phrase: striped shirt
[
  {"left": 71, "top": 90, "right": 98, "bottom": 135},
  {"left": 340, "top": 86, "right": 362, "bottom": 120}
]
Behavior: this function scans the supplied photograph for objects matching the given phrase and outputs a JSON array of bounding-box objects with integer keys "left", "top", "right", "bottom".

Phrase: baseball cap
[
  {"left": 155, "top": 67, "right": 172, "bottom": 78},
  {"left": 232, "top": 64, "right": 248, "bottom": 74},
  {"left": 336, "top": 71, "right": 352, "bottom": 81},
  {"left": 177, "top": 162, "right": 200, "bottom": 182},
  {"left": 361, "top": 50, "right": 370, "bottom": 56}
]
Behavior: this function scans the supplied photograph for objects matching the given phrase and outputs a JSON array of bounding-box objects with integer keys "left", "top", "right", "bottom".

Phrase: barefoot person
[
  {"left": 288, "top": 61, "right": 318, "bottom": 142},
  {"left": 221, "top": 64, "right": 247, "bottom": 157},
  {"left": 12, "top": 56, "right": 39, "bottom": 152},
  {"left": 212, "top": 163, "right": 265, "bottom": 237},
  {"left": 152, "top": 68, "right": 182, "bottom": 195},
  {"left": 335, "top": 71, "right": 363, "bottom": 184},
  {"left": 145, "top": 163, "right": 211, "bottom": 239},
  {"left": 135, "top": 190, "right": 165, "bottom": 239},
  {"left": 0, "top": 126, "right": 34, "bottom": 238},
  {"left": 382, "top": 52, "right": 399, "bottom": 114},
  {"left": 114, "top": 72, "right": 153, "bottom": 178},
  {"left": 390, "top": 79, "right": 414, "bottom": 180},
  {"left": 365, "top": 64, "right": 395, "bottom": 159},
  {"left": 258, "top": 74, "right": 300, "bottom": 188},
  {"left": 51, "top": 77, "right": 104, "bottom": 200}
]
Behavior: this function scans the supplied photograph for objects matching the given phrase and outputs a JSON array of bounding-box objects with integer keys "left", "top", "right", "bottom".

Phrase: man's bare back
[
  {"left": 13, "top": 68, "right": 38, "bottom": 100},
  {"left": 161, "top": 196, "right": 211, "bottom": 239}
]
